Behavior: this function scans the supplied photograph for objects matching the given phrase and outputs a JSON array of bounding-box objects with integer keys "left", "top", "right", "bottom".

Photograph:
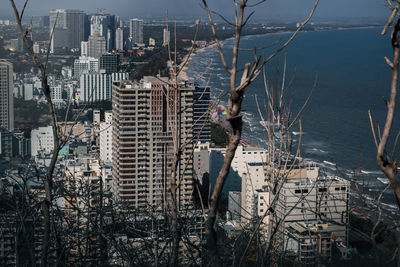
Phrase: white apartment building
[
  {"left": 31, "top": 126, "right": 53, "bottom": 157},
  {"left": 73, "top": 56, "right": 99, "bottom": 78},
  {"left": 241, "top": 162, "right": 269, "bottom": 224},
  {"left": 81, "top": 41, "right": 88, "bottom": 56},
  {"left": 271, "top": 160, "right": 350, "bottom": 261},
  {"left": 163, "top": 28, "right": 170, "bottom": 46},
  {"left": 93, "top": 109, "right": 101, "bottom": 124},
  {"left": 104, "top": 110, "right": 112, "bottom": 123},
  {"left": 100, "top": 119, "right": 113, "bottom": 164},
  {"left": 79, "top": 70, "right": 128, "bottom": 102},
  {"left": 230, "top": 145, "right": 267, "bottom": 175}
]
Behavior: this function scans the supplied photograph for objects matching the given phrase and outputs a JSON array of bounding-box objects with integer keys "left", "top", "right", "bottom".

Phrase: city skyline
[
  {"left": 0, "top": 0, "right": 390, "bottom": 23},
  {"left": 0, "top": 0, "right": 398, "bottom": 265}
]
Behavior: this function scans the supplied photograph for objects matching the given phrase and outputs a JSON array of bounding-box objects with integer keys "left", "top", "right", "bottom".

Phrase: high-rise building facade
[
  {"left": 115, "top": 27, "right": 123, "bottom": 50},
  {"left": 0, "top": 60, "right": 14, "bottom": 131},
  {"left": 112, "top": 77, "right": 194, "bottom": 209},
  {"left": 88, "top": 33, "right": 106, "bottom": 59},
  {"left": 129, "top": 19, "right": 143, "bottom": 45},
  {"left": 31, "top": 126, "right": 53, "bottom": 157},
  {"left": 163, "top": 28, "right": 170, "bottom": 46},
  {"left": 193, "top": 85, "right": 210, "bottom": 143},
  {"left": 100, "top": 53, "right": 120, "bottom": 73},
  {"left": 81, "top": 41, "right": 88, "bottom": 56},
  {"left": 79, "top": 70, "right": 128, "bottom": 102},
  {"left": 100, "top": 116, "right": 113, "bottom": 163},
  {"left": 90, "top": 14, "right": 116, "bottom": 50},
  {"left": 49, "top": 9, "right": 86, "bottom": 52},
  {"left": 73, "top": 56, "right": 99, "bottom": 78}
]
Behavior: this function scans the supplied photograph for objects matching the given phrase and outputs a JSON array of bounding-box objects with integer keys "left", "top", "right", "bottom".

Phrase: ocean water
[{"left": 186, "top": 27, "right": 399, "bottom": 213}]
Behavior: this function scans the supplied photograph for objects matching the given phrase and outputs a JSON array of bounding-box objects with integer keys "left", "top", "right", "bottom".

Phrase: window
[{"left": 295, "top": 189, "right": 301, "bottom": 194}]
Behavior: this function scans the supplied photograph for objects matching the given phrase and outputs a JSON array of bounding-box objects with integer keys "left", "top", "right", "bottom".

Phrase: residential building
[
  {"left": 230, "top": 145, "right": 267, "bottom": 175},
  {"left": 163, "top": 28, "right": 170, "bottom": 46},
  {"left": 104, "top": 110, "right": 112, "bottom": 123},
  {"left": 129, "top": 19, "right": 143, "bottom": 45},
  {"left": 73, "top": 56, "right": 99, "bottom": 78},
  {"left": 115, "top": 27, "right": 124, "bottom": 50},
  {"left": 79, "top": 70, "right": 128, "bottom": 102},
  {"left": 100, "top": 119, "right": 113, "bottom": 163},
  {"left": 271, "top": 160, "right": 350, "bottom": 263},
  {"left": 90, "top": 14, "right": 116, "bottom": 50},
  {"left": 93, "top": 109, "right": 101, "bottom": 124},
  {"left": 193, "top": 142, "right": 210, "bottom": 184},
  {"left": 149, "top": 38, "right": 155, "bottom": 46},
  {"left": 193, "top": 85, "right": 210, "bottom": 143},
  {"left": 49, "top": 9, "right": 86, "bottom": 52},
  {"left": 50, "top": 83, "right": 65, "bottom": 108},
  {"left": 63, "top": 155, "right": 104, "bottom": 265},
  {"left": 31, "top": 126, "right": 53, "bottom": 157},
  {"left": 112, "top": 77, "right": 194, "bottom": 209},
  {"left": 81, "top": 41, "right": 88, "bottom": 56},
  {"left": 88, "top": 33, "right": 106, "bottom": 59},
  {"left": 23, "top": 83, "right": 34, "bottom": 101},
  {"left": 0, "top": 60, "right": 13, "bottom": 130}
]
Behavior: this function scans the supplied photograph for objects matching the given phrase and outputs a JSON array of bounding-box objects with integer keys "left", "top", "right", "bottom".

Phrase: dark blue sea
[{"left": 186, "top": 27, "right": 399, "bottom": 214}]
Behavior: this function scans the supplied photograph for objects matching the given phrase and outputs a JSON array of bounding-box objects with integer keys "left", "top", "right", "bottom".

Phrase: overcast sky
[{"left": 1, "top": 0, "right": 390, "bottom": 22}]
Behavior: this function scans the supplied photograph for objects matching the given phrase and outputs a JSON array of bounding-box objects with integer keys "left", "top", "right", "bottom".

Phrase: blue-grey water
[{"left": 187, "top": 27, "right": 399, "bottom": 213}]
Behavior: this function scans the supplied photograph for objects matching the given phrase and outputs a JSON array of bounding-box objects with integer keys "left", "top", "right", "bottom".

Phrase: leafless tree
[
  {"left": 367, "top": 0, "right": 400, "bottom": 264},
  {"left": 200, "top": 0, "right": 319, "bottom": 264}
]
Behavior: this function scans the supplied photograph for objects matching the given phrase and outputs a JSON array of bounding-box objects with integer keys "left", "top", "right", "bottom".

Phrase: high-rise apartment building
[
  {"left": 0, "top": 60, "right": 14, "bottom": 131},
  {"left": 88, "top": 33, "right": 106, "bottom": 59},
  {"left": 115, "top": 27, "right": 124, "bottom": 50},
  {"left": 112, "top": 77, "right": 194, "bottom": 209},
  {"left": 49, "top": 9, "right": 86, "bottom": 52},
  {"left": 90, "top": 14, "right": 116, "bottom": 50},
  {"left": 163, "top": 28, "right": 170, "bottom": 46},
  {"left": 100, "top": 112, "right": 113, "bottom": 163},
  {"left": 79, "top": 70, "right": 128, "bottom": 102},
  {"left": 81, "top": 41, "right": 88, "bottom": 56},
  {"left": 193, "top": 85, "right": 210, "bottom": 143},
  {"left": 129, "top": 19, "right": 143, "bottom": 45},
  {"left": 73, "top": 56, "right": 99, "bottom": 78}
]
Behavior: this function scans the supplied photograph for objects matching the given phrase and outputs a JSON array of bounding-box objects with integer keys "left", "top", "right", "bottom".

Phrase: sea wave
[
  {"left": 323, "top": 160, "right": 336, "bottom": 166},
  {"left": 360, "top": 170, "right": 382, "bottom": 175},
  {"left": 377, "top": 177, "right": 389, "bottom": 185}
]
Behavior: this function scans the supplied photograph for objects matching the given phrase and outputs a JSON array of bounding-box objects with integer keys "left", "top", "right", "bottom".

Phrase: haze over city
[{"left": 0, "top": 0, "right": 390, "bottom": 22}]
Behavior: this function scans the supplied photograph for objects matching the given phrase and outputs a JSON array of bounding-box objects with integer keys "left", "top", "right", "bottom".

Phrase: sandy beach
[{"left": 178, "top": 42, "right": 218, "bottom": 80}]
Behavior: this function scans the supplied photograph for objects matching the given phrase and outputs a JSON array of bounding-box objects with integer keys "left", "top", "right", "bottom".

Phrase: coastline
[
  {"left": 182, "top": 25, "right": 400, "bottom": 218},
  {"left": 179, "top": 25, "right": 381, "bottom": 80},
  {"left": 178, "top": 41, "right": 218, "bottom": 80}
]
